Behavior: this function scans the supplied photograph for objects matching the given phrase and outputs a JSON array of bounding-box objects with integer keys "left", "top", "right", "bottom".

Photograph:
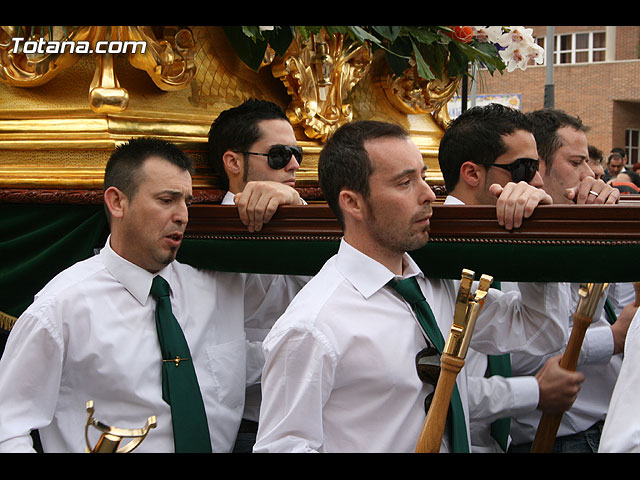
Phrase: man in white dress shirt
[
  {"left": 208, "top": 99, "right": 309, "bottom": 451},
  {"left": 253, "top": 120, "right": 570, "bottom": 453},
  {"left": 0, "top": 137, "right": 306, "bottom": 452},
  {"left": 208, "top": 99, "right": 306, "bottom": 231},
  {"left": 505, "top": 108, "right": 635, "bottom": 453},
  {"left": 599, "top": 308, "right": 640, "bottom": 452},
  {"left": 438, "top": 103, "right": 586, "bottom": 452}
]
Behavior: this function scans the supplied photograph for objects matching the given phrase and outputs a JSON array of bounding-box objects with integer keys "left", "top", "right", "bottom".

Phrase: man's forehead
[{"left": 139, "top": 156, "right": 192, "bottom": 186}]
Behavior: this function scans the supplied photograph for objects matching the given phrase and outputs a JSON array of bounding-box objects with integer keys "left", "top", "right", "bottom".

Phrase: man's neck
[{"left": 343, "top": 232, "right": 404, "bottom": 276}]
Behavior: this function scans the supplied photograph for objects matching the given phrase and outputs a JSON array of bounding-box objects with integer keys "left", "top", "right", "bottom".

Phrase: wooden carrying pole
[
  {"left": 415, "top": 272, "right": 492, "bottom": 453},
  {"left": 529, "top": 283, "right": 609, "bottom": 453},
  {"left": 415, "top": 353, "right": 465, "bottom": 452}
]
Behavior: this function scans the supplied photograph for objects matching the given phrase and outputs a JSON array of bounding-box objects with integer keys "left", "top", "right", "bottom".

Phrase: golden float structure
[{"left": 0, "top": 25, "right": 456, "bottom": 203}]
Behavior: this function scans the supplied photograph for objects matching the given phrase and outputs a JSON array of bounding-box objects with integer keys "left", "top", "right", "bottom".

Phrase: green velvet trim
[
  {"left": 1, "top": 204, "right": 637, "bottom": 322},
  {"left": 0, "top": 204, "right": 109, "bottom": 318},
  {"left": 177, "top": 238, "right": 339, "bottom": 276},
  {"left": 411, "top": 242, "right": 640, "bottom": 283},
  {"left": 179, "top": 238, "right": 639, "bottom": 283}
]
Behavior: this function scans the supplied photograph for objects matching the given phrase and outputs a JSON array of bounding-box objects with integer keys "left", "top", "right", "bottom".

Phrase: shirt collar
[
  {"left": 444, "top": 194, "right": 465, "bottom": 205},
  {"left": 336, "top": 239, "right": 424, "bottom": 299},
  {"left": 221, "top": 191, "right": 236, "bottom": 205},
  {"left": 99, "top": 236, "right": 174, "bottom": 305}
]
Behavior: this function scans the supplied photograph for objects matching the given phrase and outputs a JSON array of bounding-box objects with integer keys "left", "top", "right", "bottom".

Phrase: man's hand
[
  {"left": 234, "top": 181, "right": 303, "bottom": 232},
  {"left": 611, "top": 301, "right": 639, "bottom": 355},
  {"left": 565, "top": 177, "right": 620, "bottom": 205},
  {"left": 535, "top": 355, "right": 584, "bottom": 413},
  {"left": 490, "top": 181, "right": 553, "bottom": 230}
]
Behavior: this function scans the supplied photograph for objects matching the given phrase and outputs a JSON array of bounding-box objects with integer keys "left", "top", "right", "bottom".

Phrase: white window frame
[
  {"left": 535, "top": 31, "right": 606, "bottom": 65},
  {"left": 626, "top": 128, "right": 640, "bottom": 164}
]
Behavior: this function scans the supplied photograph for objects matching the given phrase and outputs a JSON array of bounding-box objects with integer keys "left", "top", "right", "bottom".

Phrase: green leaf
[
  {"left": 446, "top": 42, "right": 470, "bottom": 77},
  {"left": 268, "top": 27, "right": 294, "bottom": 57},
  {"left": 412, "top": 41, "right": 436, "bottom": 80},
  {"left": 404, "top": 26, "right": 442, "bottom": 45},
  {"left": 371, "top": 26, "right": 401, "bottom": 42},
  {"left": 223, "top": 26, "right": 268, "bottom": 71},
  {"left": 346, "top": 26, "right": 383, "bottom": 46}
]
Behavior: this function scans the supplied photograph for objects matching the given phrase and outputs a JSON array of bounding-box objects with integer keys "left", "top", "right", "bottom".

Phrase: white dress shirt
[
  {"left": 508, "top": 281, "right": 621, "bottom": 446},
  {"left": 444, "top": 195, "right": 543, "bottom": 453},
  {"left": 0, "top": 237, "right": 305, "bottom": 452},
  {"left": 599, "top": 308, "right": 640, "bottom": 452},
  {"left": 253, "top": 238, "right": 569, "bottom": 453},
  {"left": 221, "top": 191, "right": 311, "bottom": 425}
]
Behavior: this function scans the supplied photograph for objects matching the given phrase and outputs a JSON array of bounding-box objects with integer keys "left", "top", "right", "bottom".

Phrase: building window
[
  {"left": 627, "top": 129, "right": 640, "bottom": 164},
  {"left": 535, "top": 31, "right": 606, "bottom": 65}
]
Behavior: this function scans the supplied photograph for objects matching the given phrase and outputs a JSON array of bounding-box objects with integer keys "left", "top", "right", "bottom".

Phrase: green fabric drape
[
  {"left": 0, "top": 204, "right": 109, "bottom": 319},
  {"left": 2, "top": 203, "right": 639, "bottom": 322}
]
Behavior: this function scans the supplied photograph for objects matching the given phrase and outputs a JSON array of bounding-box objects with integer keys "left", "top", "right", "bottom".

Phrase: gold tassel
[{"left": 0, "top": 311, "right": 17, "bottom": 332}]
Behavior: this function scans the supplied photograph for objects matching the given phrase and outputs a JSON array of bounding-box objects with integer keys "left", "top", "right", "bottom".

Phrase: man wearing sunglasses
[
  {"left": 253, "top": 120, "right": 571, "bottom": 453},
  {"left": 208, "top": 99, "right": 310, "bottom": 452},
  {"left": 438, "top": 103, "right": 589, "bottom": 453},
  {"left": 208, "top": 99, "right": 306, "bottom": 233},
  {"left": 505, "top": 109, "right": 635, "bottom": 453}
]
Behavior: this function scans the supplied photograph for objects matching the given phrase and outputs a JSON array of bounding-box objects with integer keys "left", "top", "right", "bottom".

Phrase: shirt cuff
[{"left": 507, "top": 376, "right": 540, "bottom": 415}]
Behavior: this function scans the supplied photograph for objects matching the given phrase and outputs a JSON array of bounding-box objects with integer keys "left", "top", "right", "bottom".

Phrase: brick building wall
[{"left": 468, "top": 26, "right": 640, "bottom": 162}]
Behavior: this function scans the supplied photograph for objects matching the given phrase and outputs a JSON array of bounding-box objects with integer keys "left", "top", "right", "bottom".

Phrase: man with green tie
[
  {"left": 437, "top": 103, "right": 585, "bottom": 452},
  {"left": 253, "top": 120, "right": 572, "bottom": 453},
  {"left": 0, "top": 137, "right": 306, "bottom": 452}
]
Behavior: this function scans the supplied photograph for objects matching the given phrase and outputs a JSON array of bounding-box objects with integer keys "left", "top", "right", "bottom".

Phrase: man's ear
[
  {"left": 459, "top": 161, "right": 484, "bottom": 188},
  {"left": 222, "top": 150, "right": 243, "bottom": 177},
  {"left": 103, "top": 186, "right": 128, "bottom": 220},
  {"left": 338, "top": 189, "right": 365, "bottom": 224}
]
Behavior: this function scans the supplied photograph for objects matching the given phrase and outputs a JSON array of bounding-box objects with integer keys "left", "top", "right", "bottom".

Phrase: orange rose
[{"left": 446, "top": 26, "right": 474, "bottom": 43}]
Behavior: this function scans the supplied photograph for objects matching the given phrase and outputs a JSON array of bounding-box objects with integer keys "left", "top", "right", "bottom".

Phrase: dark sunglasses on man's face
[
  {"left": 488, "top": 157, "right": 539, "bottom": 183},
  {"left": 415, "top": 345, "right": 441, "bottom": 414},
  {"left": 235, "top": 145, "right": 303, "bottom": 170}
]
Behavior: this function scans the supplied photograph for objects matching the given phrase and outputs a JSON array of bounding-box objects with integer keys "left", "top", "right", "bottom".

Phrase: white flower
[
  {"left": 499, "top": 42, "right": 545, "bottom": 71},
  {"left": 259, "top": 26, "right": 275, "bottom": 32},
  {"left": 494, "top": 26, "right": 544, "bottom": 71},
  {"left": 497, "top": 26, "right": 535, "bottom": 48},
  {"left": 525, "top": 42, "right": 545, "bottom": 65},
  {"left": 472, "top": 26, "right": 503, "bottom": 44}
]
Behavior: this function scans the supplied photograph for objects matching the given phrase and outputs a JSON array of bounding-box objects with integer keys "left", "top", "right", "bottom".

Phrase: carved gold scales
[
  {"left": 0, "top": 26, "right": 459, "bottom": 135},
  {"left": 0, "top": 26, "right": 196, "bottom": 114}
]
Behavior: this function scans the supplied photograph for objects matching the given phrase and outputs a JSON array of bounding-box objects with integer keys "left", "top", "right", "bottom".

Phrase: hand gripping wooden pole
[
  {"left": 529, "top": 283, "right": 608, "bottom": 453},
  {"left": 414, "top": 271, "right": 492, "bottom": 453}
]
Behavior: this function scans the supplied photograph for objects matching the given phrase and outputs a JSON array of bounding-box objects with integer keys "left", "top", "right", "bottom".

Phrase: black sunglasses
[
  {"left": 235, "top": 145, "right": 303, "bottom": 170},
  {"left": 415, "top": 345, "right": 441, "bottom": 414},
  {"left": 487, "top": 157, "right": 539, "bottom": 183}
]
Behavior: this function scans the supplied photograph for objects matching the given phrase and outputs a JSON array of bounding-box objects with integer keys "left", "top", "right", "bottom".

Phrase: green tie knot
[
  {"left": 151, "top": 276, "right": 171, "bottom": 299},
  {"left": 389, "top": 276, "right": 425, "bottom": 304}
]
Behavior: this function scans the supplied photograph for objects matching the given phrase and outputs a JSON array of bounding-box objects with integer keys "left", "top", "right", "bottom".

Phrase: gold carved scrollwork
[
  {"left": 0, "top": 26, "right": 196, "bottom": 113},
  {"left": 270, "top": 29, "right": 372, "bottom": 142},
  {"left": 378, "top": 58, "right": 461, "bottom": 129}
]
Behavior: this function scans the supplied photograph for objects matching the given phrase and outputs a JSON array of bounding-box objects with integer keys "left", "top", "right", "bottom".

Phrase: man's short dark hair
[
  {"left": 207, "top": 98, "right": 289, "bottom": 188},
  {"left": 588, "top": 145, "right": 603, "bottom": 164},
  {"left": 318, "top": 120, "right": 409, "bottom": 228},
  {"left": 438, "top": 103, "right": 533, "bottom": 192},
  {"left": 524, "top": 109, "right": 589, "bottom": 169},
  {"left": 103, "top": 137, "right": 194, "bottom": 220},
  {"left": 611, "top": 147, "right": 626, "bottom": 158}
]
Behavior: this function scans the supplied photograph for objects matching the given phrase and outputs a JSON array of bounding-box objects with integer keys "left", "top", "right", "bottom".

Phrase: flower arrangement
[{"left": 224, "top": 26, "right": 544, "bottom": 80}]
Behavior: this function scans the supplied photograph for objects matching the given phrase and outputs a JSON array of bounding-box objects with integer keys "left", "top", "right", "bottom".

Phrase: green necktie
[
  {"left": 604, "top": 298, "right": 617, "bottom": 325},
  {"left": 486, "top": 281, "right": 512, "bottom": 452},
  {"left": 151, "top": 275, "right": 212, "bottom": 453},
  {"left": 389, "top": 276, "right": 470, "bottom": 453},
  {"left": 485, "top": 354, "right": 512, "bottom": 451}
]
